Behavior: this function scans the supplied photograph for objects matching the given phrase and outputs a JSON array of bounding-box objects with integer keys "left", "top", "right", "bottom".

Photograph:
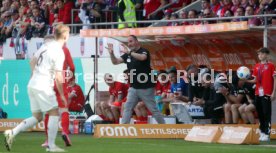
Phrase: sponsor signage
[
  {"left": 186, "top": 105, "right": 204, "bottom": 117},
  {"left": 94, "top": 124, "right": 276, "bottom": 139},
  {"left": 0, "top": 119, "right": 61, "bottom": 131},
  {"left": 217, "top": 126, "right": 259, "bottom": 144},
  {"left": 185, "top": 126, "right": 221, "bottom": 143},
  {"left": 94, "top": 124, "right": 193, "bottom": 138}
]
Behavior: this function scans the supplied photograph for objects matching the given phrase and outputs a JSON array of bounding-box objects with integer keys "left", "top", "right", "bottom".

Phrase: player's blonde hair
[
  {"left": 54, "top": 24, "right": 70, "bottom": 40},
  {"left": 43, "top": 34, "right": 55, "bottom": 43}
]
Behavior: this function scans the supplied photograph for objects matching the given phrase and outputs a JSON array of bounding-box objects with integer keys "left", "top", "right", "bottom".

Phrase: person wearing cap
[
  {"left": 164, "top": 9, "right": 173, "bottom": 20},
  {"left": 246, "top": 47, "right": 276, "bottom": 142}
]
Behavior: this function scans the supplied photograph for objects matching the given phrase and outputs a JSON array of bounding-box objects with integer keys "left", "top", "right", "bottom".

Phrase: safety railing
[
  {"left": 70, "top": 9, "right": 144, "bottom": 33},
  {"left": 68, "top": 14, "right": 276, "bottom": 29}
]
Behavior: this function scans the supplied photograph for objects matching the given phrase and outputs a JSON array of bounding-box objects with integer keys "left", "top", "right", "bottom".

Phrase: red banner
[{"left": 80, "top": 22, "right": 249, "bottom": 37}]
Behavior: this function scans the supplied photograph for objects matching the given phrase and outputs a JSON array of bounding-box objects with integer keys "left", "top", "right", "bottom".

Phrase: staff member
[
  {"left": 106, "top": 35, "right": 164, "bottom": 124},
  {"left": 248, "top": 48, "right": 276, "bottom": 142}
]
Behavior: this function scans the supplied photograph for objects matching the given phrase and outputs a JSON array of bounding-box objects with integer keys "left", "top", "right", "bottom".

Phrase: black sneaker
[{"left": 62, "top": 134, "right": 72, "bottom": 147}]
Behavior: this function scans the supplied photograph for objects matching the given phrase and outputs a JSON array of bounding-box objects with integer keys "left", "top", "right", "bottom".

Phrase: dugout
[{"left": 79, "top": 16, "right": 276, "bottom": 123}]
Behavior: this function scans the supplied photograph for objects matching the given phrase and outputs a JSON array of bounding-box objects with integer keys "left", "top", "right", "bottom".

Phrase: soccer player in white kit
[{"left": 4, "top": 24, "right": 70, "bottom": 152}]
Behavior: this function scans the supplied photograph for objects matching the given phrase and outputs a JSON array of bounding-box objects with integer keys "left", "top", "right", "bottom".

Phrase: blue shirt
[
  {"left": 3, "top": 19, "right": 12, "bottom": 27},
  {"left": 170, "top": 78, "right": 188, "bottom": 96}
]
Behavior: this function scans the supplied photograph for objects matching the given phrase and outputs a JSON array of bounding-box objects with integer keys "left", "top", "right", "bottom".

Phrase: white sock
[
  {"left": 12, "top": 117, "right": 38, "bottom": 136},
  {"left": 48, "top": 116, "right": 59, "bottom": 149}
]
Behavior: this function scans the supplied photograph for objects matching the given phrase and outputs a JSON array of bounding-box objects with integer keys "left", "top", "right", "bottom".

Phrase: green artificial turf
[{"left": 0, "top": 132, "right": 275, "bottom": 153}]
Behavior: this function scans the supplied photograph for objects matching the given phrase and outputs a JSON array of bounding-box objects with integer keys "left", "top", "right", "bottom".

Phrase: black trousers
[{"left": 255, "top": 96, "right": 272, "bottom": 135}]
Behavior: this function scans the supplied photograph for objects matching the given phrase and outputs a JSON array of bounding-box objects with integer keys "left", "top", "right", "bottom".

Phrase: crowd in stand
[
  {"left": 165, "top": 0, "right": 276, "bottom": 26},
  {"left": 0, "top": 0, "right": 275, "bottom": 44}
]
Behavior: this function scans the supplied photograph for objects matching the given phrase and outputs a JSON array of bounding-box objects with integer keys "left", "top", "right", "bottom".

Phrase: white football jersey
[{"left": 28, "top": 41, "right": 65, "bottom": 90}]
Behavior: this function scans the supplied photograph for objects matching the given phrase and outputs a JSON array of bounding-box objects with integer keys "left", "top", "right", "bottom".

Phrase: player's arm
[
  {"left": 129, "top": 52, "right": 147, "bottom": 61},
  {"left": 55, "top": 70, "right": 67, "bottom": 106},
  {"left": 178, "top": 95, "right": 189, "bottom": 102},
  {"left": 54, "top": 47, "right": 67, "bottom": 106},
  {"left": 117, "top": 93, "right": 123, "bottom": 101},
  {"left": 108, "top": 95, "right": 115, "bottom": 106},
  {"left": 226, "top": 94, "right": 244, "bottom": 104},
  {"left": 29, "top": 56, "right": 37, "bottom": 75},
  {"left": 162, "top": 93, "right": 174, "bottom": 102},
  {"left": 271, "top": 66, "right": 276, "bottom": 101},
  {"left": 64, "top": 47, "right": 75, "bottom": 73},
  {"left": 271, "top": 75, "right": 276, "bottom": 101},
  {"left": 247, "top": 66, "right": 257, "bottom": 84},
  {"left": 110, "top": 52, "right": 124, "bottom": 65},
  {"left": 120, "top": 43, "right": 147, "bottom": 61},
  {"left": 220, "top": 87, "right": 244, "bottom": 104},
  {"left": 106, "top": 43, "right": 124, "bottom": 65},
  {"left": 117, "top": 83, "right": 125, "bottom": 101},
  {"left": 246, "top": 77, "right": 256, "bottom": 84}
]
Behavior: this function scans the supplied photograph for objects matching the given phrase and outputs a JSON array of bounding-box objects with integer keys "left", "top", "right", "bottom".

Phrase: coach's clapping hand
[
  {"left": 120, "top": 44, "right": 130, "bottom": 54},
  {"left": 106, "top": 43, "right": 114, "bottom": 54}
]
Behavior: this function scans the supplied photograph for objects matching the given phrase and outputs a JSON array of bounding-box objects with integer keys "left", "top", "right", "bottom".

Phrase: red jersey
[
  {"left": 220, "top": 3, "right": 233, "bottom": 17},
  {"left": 68, "top": 84, "right": 85, "bottom": 112},
  {"left": 63, "top": 46, "right": 75, "bottom": 73},
  {"left": 63, "top": 1, "right": 74, "bottom": 24},
  {"left": 109, "top": 81, "right": 128, "bottom": 100},
  {"left": 252, "top": 62, "right": 276, "bottom": 96},
  {"left": 54, "top": 46, "right": 75, "bottom": 108},
  {"left": 155, "top": 81, "right": 162, "bottom": 95},
  {"left": 48, "top": 11, "right": 55, "bottom": 26},
  {"left": 170, "top": 0, "right": 191, "bottom": 9},
  {"left": 144, "top": 0, "right": 161, "bottom": 19},
  {"left": 58, "top": 7, "right": 65, "bottom": 23},
  {"left": 161, "top": 82, "right": 171, "bottom": 96},
  {"left": 58, "top": 2, "right": 73, "bottom": 24},
  {"left": 156, "top": 81, "right": 171, "bottom": 97},
  {"left": 211, "top": 3, "right": 221, "bottom": 14}
]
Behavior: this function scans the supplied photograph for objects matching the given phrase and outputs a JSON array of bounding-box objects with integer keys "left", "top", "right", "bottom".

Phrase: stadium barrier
[
  {"left": 93, "top": 124, "right": 276, "bottom": 140},
  {"left": 184, "top": 126, "right": 222, "bottom": 143},
  {"left": 185, "top": 126, "right": 259, "bottom": 144},
  {"left": 94, "top": 124, "right": 193, "bottom": 138},
  {"left": 0, "top": 120, "right": 275, "bottom": 140},
  {"left": 79, "top": 21, "right": 249, "bottom": 37},
  {"left": 217, "top": 126, "right": 259, "bottom": 144}
]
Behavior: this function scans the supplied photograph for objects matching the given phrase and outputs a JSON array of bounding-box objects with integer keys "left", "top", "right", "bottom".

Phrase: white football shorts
[{"left": 28, "top": 87, "right": 58, "bottom": 113}]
